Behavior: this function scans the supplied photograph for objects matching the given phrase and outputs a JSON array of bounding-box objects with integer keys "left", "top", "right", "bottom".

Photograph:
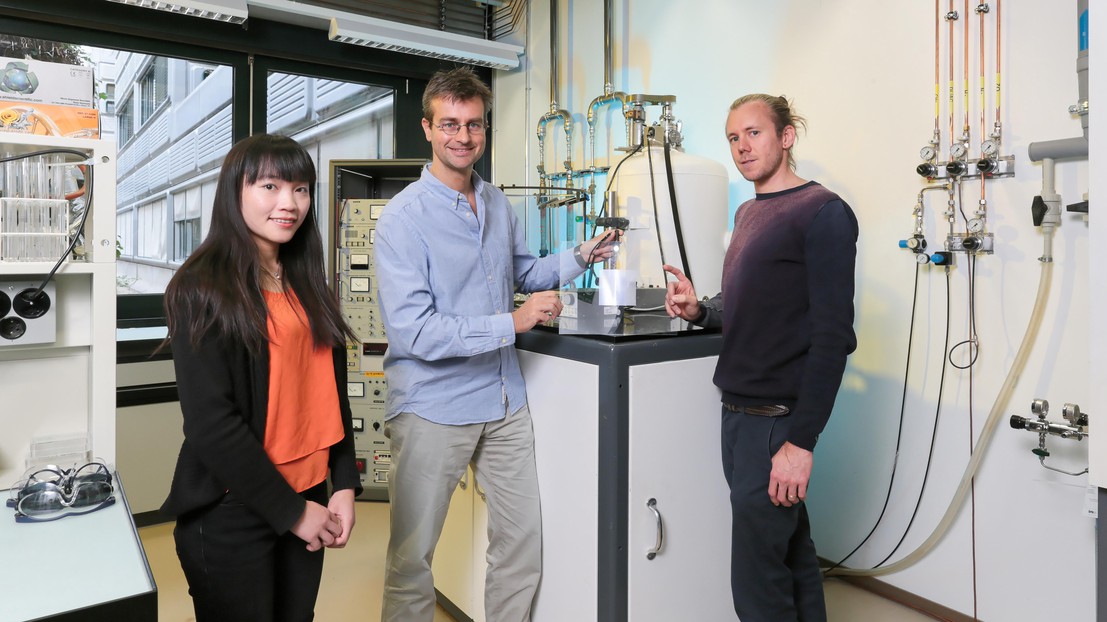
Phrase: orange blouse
[{"left": 262, "top": 289, "right": 342, "bottom": 493}]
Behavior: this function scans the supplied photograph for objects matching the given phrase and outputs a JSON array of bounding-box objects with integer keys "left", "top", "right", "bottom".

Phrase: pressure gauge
[
  {"left": 950, "top": 143, "right": 968, "bottom": 159},
  {"left": 919, "top": 146, "right": 937, "bottom": 161},
  {"left": 980, "top": 140, "right": 998, "bottom": 156},
  {"left": 967, "top": 218, "right": 984, "bottom": 233},
  {"left": 915, "top": 253, "right": 931, "bottom": 265}
]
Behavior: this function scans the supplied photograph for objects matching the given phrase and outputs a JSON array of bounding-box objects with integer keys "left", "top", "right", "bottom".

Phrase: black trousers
[
  {"left": 174, "top": 482, "right": 328, "bottom": 622},
  {"left": 722, "top": 408, "right": 827, "bottom": 622}
]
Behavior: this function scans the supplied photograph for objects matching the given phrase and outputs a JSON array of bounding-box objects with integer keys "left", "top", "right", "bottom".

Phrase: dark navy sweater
[{"left": 694, "top": 181, "right": 858, "bottom": 451}]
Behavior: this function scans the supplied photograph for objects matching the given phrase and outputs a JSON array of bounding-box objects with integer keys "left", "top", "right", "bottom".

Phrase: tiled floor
[{"left": 139, "top": 501, "right": 938, "bottom": 621}]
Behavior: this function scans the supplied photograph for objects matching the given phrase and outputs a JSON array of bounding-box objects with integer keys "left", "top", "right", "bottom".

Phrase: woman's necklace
[{"left": 266, "top": 263, "right": 281, "bottom": 281}]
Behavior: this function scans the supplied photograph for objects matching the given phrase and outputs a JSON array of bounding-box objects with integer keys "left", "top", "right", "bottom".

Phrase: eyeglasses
[
  {"left": 7, "top": 461, "right": 115, "bottom": 523},
  {"left": 433, "top": 121, "right": 489, "bottom": 136}
]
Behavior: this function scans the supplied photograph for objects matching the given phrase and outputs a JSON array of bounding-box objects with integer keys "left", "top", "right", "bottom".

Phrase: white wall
[
  {"left": 494, "top": 1, "right": 1094, "bottom": 619},
  {"left": 1089, "top": 0, "right": 1107, "bottom": 488}
]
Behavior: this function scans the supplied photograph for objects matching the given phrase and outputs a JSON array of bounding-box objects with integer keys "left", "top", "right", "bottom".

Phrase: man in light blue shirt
[{"left": 375, "top": 67, "right": 618, "bottom": 622}]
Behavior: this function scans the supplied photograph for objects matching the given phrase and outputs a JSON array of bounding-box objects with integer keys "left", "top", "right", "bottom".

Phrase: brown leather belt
[{"left": 723, "top": 403, "right": 790, "bottom": 417}]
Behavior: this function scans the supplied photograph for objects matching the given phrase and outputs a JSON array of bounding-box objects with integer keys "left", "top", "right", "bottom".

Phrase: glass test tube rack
[{"left": 0, "top": 152, "right": 73, "bottom": 262}]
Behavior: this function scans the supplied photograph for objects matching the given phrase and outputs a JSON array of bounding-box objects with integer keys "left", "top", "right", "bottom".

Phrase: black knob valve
[
  {"left": 945, "top": 161, "right": 966, "bottom": 177},
  {"left": 1031, "top": 196, "right": 1048, "bottom": 227},
  {"left": 976, "top": 159, "right": 997, "bottom": 174},
  {"left": 916, "top": 163, "right": 938, "bottom": 178},
  {"left": 1067, "top": 200, "right": 1089, "bottom": 214}
]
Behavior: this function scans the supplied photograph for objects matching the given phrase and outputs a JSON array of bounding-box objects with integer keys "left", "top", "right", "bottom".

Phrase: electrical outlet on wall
[{"left": 0, "top": 280, "right": 56, "bottom": 346}]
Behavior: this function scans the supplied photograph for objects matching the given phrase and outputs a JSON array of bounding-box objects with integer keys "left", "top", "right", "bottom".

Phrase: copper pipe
[
  {"left": 995, "top": 0, "right": 1001, "bottom": 126},
  {"left": 948, "top": 0, "right": 956, "bottom": 156},
  {"left": 979, "top": 3, "right": 986, "bottom": 141},
  {"left": 963, "top": 0, "right": 970, "bottom": 139},
  {"left": 934, "top": 0, "right": 941, "bottom": 138},
  {"left": 979, "top": 2, "right": 987, "bottom": 203}
]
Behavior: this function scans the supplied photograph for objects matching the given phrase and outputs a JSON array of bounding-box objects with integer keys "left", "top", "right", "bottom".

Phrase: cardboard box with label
[
  {"left": 0, "top": 101, "right": 99, "bottom": 139},
  {"left": 0, "top": 57, "right": 95, "bottom": 108}
]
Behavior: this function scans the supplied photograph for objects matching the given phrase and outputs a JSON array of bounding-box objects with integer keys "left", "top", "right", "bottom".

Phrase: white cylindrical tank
[{"left": 610, "top": 145, "right": 729, "bottom": 294}]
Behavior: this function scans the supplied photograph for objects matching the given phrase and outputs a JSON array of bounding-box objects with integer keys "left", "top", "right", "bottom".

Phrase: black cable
[
  {"left": 956, "top": 178, "right": 970, "bottom": 226},
  {"left": 962, "top": 244, "right": 981, "bottom": 617},
  {"left": 872, "top": 268, "right": 952, "bottom": 569},
  {"left": 949, "top": 253, "right": 979, "bottom": 369},
  {"left": 968, "top": 269, "right": 979, "bottom": 620},
  {"left": 644, "top": 135, "right": 667, "bottom": 286},
  {"left": 823, "top": 264, "right": 921, "bottom": 576},
  {"left": 33, "top": 162, "right": 93, "bottom": 299},
  {"left": 662, "top": 141, "right": 692, "bottom": 284},
  {"left": 590, "top": 142, "right": 644, "bottom": 234},
  {"left": 0, "top": 148, "right": 89, "bottom": 165},
  {"left": 584, "top": 142, "right": 642, "bottom": 289}
]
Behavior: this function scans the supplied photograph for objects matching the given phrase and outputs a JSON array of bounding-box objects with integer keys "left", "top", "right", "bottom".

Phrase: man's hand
[
  {"left": 327, "top": 488, "right": 356, "bottom": 548},
  {"left": 662, "top": 264, "right": 702, "bottom": 321},
  {"left": 291, "top": 501, "right": 343, "bottom": 551},
  {"left": 579, "top": 229, "right": 622, "bottom": 263},
  {"left": 768, "top": 441, "right": 813, "bottom": 508},
  {"left": 513, "top": 290, "right": 563, "bottom": 333}
]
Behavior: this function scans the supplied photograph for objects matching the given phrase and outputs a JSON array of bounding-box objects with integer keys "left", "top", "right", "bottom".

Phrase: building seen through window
[{"left": 0, "top": 35, "right": 397, "bottom": 295}]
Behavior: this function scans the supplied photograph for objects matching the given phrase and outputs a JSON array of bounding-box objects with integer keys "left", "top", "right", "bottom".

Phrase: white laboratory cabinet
[
  {"left": 434, "top": 329, "right": 736, "bottom": 622},
  {"left": 0, "top": 133, "right": 117, "bottom": 489}
]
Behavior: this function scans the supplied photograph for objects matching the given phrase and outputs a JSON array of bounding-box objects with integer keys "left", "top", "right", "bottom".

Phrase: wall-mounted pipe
[
  {"left": 1038, "top": 157, "right": 1063, "bottom": 260},
  {"left": 1077, "top": 0, "right": 1088, "bottom": 139},
  {"left": 537, "top": 105, "right": 573, "bottom": 177},
  {"left": 1028, "top": 137, "right": 1088, "bottom": 162},
  {"left": 586, "top": 0, "right": 628, "bottom": 176},
  {"left": 962, "top": 0, "right": 970, "bottom": 144},
  {"left": 932, "top": 0, "right": 941, "bottom": 148},
  {"left": 533, "top": 0, "right": 574, "bottom": 256},
  {"left": 1028, "top": 0, "right": 1090, "bottom": 163},
  {"left": 535, "top": 0, "right": 572, "bottom": 181},
  {"left": 947, "top": 0, "right": 957, "bottom": 160},
  {"left": 994, "top": 0, "right": 1002, "bottom": 137},
  {"left": 588, "top": 92, "right": 628, "bottom": 162}
]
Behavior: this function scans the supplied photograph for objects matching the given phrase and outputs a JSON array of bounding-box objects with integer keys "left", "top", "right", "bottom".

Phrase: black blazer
[{"left": 161, "top": 302, "right": 361, "bottom": 534}]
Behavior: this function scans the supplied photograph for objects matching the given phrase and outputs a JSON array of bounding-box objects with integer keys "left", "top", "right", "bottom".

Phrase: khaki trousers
[{"left": 381, "top": 405, "right": 542, "bottom": 622}]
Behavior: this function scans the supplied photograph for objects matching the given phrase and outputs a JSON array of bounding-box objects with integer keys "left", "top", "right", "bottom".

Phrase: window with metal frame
[{"left": 138, "top": 56, "right": 168, "bottom": 123}]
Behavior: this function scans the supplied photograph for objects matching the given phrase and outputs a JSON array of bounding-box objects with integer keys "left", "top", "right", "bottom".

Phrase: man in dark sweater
[{"left": 664, "top": 94, "right": 858, "bottom": 622}]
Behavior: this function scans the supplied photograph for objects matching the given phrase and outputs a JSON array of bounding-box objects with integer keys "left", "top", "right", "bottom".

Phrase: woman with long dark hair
[{"left": 161, "top": 133, "right": 360, "bottom": 621}]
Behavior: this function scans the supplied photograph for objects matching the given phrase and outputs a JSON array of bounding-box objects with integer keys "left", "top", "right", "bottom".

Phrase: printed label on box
[
  {"left": 0, "top": 101, "right": 99, "bottom": 139},
  {"left": 0, "top": 56, "right": 95, "bottom": 108}
]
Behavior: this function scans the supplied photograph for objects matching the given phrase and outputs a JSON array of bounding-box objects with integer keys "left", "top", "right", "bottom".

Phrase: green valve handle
[{"left": 1032, "top": 448, "right": 1051, "bottom": 458}]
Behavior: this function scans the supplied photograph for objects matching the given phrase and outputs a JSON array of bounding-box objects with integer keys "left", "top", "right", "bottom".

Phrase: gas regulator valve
[{"left": 1010, "top": 399, "right": 1089, "bottom": 476}]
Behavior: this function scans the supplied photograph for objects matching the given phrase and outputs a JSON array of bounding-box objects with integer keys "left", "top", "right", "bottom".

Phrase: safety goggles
[{"left": 6, "top": 461, "right": 115, "bottom": 523}]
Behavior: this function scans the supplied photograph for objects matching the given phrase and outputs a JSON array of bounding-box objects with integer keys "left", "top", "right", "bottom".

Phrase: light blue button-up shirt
[{"left": 374, "top": 166, "right": 581, "bottom": 425}]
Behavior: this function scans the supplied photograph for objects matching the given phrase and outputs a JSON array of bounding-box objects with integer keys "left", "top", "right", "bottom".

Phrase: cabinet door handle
[
  {"left": 646, "top": 497, "right": 664, "bottom": 560},
  {"left": 458, "top": 469, "right": 468, "bottom": 490}
]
